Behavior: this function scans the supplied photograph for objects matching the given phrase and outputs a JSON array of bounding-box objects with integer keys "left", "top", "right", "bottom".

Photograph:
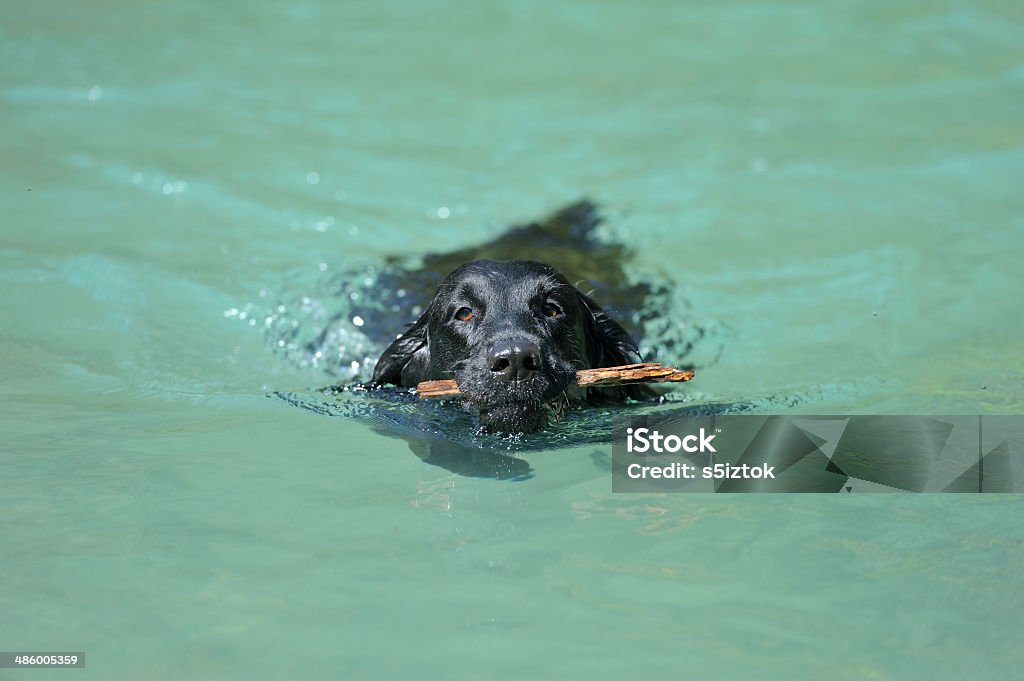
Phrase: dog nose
[{"left": 488, "top": 340, "right": 542, "bottom": 381}]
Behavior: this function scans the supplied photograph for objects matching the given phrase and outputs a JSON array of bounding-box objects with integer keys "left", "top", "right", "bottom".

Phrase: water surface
[{"left": 2, "top": 1, "right": 1023, "bottom": 678}]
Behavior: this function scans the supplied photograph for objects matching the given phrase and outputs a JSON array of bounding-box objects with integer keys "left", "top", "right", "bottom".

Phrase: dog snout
[{"left": 488, "top": 339, "right": 542, "bottom": 381}]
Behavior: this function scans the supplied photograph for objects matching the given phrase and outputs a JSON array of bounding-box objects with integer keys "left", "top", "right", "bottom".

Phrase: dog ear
[
  {"left": 578, "top": 290, "right": 655, "bottom": 400},
  {"left": 370, "top": 311, "right": 432, "bottom": 387},
  {"left": 578, "top": 290, "right": 641, "bottom": 366}
]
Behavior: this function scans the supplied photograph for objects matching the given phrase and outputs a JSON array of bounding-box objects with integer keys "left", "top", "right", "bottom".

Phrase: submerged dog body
[{"left": 371, "top": 259, "right": 652, "bottom": 433}]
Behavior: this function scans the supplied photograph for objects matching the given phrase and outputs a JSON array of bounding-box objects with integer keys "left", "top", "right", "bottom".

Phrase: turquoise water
[{"left": 3, "top": 0, "right": 1023, "bottom": 678}]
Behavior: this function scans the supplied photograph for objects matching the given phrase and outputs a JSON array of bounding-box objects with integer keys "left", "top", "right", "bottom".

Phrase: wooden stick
[{"left": 415, "top": 363, "right": 694, "bottom": 399}]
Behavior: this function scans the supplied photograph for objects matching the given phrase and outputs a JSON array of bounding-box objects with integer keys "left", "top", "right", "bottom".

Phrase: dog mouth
[{"left": 454, "top": 361, "right": 578, "bottom": 434}]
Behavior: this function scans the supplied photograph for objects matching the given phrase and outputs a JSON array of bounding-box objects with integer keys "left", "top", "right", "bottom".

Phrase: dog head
[{"left": 371, "top": 260, "right": 646, "bottom": 433}]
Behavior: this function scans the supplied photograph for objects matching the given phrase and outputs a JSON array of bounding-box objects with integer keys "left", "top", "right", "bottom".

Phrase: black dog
[
  {"left": 273, "top": 200, "right": 710, "bottom": 477},
  {"left": 370, "top": 259, "right": 652, "bottom": 434}
]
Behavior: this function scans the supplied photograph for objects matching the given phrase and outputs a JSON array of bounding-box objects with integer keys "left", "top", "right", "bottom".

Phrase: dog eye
[
  {"left": 454, "top": 307, "right": 475, "bottom": 321},
  {"left": 542, "top": 302, "right": 562, "bottom": 318}
]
